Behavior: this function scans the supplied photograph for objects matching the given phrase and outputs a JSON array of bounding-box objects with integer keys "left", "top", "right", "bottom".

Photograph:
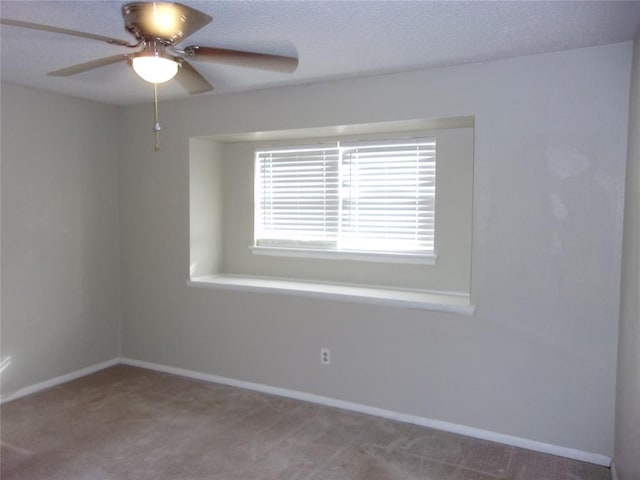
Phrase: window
[{"left": 254, "top": 138, "right": 436, "bottom": 261}]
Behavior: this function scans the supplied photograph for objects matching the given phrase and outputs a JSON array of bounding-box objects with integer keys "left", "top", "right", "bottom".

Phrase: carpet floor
[{"left": 1, "top": 365, "right": 611, "bottom": 480}]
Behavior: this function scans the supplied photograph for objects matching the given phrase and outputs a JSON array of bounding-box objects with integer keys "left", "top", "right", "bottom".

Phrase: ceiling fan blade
[
  {"left": 48, "top": 55, "right": 130, "bottom": 77},
  {"left": 183, "top": 46, "right": 298, "bottom": 73},
  {"left": 0, "top": 18, "right": 136, "bottom": 47},
  {"left": 175, "top": 60, "right": 214, "bottom": 94}
]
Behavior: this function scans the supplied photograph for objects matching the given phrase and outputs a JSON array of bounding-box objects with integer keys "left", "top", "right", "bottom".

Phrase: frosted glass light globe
[{"left": 132, "top": 55, "right": 178, "bottom": 84}]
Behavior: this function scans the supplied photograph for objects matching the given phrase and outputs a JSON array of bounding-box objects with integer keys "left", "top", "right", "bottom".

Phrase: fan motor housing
[{"left": 122, "top": 2, "right": 212, "bottom": 44}]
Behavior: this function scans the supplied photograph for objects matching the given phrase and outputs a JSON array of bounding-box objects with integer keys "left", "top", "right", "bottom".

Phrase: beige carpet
[{"left": 1, "top": 365, "right": 610, "bottom": 480}]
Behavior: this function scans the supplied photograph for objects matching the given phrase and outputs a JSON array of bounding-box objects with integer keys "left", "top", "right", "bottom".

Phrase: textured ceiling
[{"left": 1, "top": 1, "right": 640, "bottom": 106}]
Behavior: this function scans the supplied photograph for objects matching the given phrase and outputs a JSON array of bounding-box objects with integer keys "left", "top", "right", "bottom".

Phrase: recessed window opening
[
  {"left": 254, "top": 138, "right": 436, "bottom": 259},
  {"left": 189, "top": 118, "right": 473, "bottom": 305}
]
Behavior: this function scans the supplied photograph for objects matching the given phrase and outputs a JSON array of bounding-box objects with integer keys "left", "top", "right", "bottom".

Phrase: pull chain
[{"left": 153, "top": 82, "right": 161, "bottom": 151}]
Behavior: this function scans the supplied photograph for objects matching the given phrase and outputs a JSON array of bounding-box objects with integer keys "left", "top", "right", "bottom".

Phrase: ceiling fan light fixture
[{"left": 132, "top": 53, "right": 179, "bottom": 84}]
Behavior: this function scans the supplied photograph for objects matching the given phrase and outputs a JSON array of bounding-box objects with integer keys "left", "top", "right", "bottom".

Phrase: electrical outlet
[{"left": 321, "top": 348, "right": 330, "bottom": 365}]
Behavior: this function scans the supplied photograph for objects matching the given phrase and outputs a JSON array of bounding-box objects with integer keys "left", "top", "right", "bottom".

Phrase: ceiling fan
[{"left": 0, "top": 1, "right": 299, "bottom": 94}]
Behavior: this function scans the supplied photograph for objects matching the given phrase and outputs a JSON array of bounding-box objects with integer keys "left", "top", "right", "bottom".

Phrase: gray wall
[
  {"left": 118, "top": 42, "right": 631, "bottom": 457},
  {"left": 0, "top": 84, "right": 121, "bottom": 397},
  {"left": 615, "top": 31, "right": 640, "bottom": 480}
]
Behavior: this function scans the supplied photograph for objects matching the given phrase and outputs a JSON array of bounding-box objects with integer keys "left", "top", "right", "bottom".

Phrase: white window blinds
[
  {"left": 255, "top": 146, "right": 340, "bottom": 248},
  {"left": 255, "top": 138, "right": 436, "bottom": 256}
]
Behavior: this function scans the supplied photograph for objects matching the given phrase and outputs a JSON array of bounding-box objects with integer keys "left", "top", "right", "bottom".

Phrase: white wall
[
  {"left": 614, "top": 31, "right": 640, "bottom": 480},
  {"left": 189, "top": 138, "right": 223, "bottom": 278},
  {"left": 117, "top": 42, "right": 632, "bottom": 458},
  {"left": 0, "top": 84, "right": 121, "bottom": 397}
]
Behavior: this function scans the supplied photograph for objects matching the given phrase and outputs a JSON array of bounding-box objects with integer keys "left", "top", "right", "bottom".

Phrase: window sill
[
  {"left": 250, "top": 246, "right": 437, "bottom": 265},
  {"left": 188, "top": 275, "right": 474, "bottom": 315}
]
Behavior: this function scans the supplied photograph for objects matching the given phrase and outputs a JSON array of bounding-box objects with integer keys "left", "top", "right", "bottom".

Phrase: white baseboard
[
  {"left": 0, "top": 358, "right": 120, "bottom": 404},
  {"left": 120, "top": 357, "right": 612, "bottom": 467},
  {"left": 611, "top": 460, "right": 618, "bottom": 480}
]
